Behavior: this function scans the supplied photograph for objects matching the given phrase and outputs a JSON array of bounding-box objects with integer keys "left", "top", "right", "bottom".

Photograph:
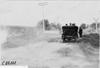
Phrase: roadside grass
[
  {"left": 77, "top": 33, "right": 99, "bottom": 64},
  {"left": 2, "top": 38, "right": 29, "bottom": 49},
  {"left": 78, "top": 33, "right": 99, "bottom": 48},
  {"left": 2, "top": 26, "right": 44, "bottom": 49},
  {"left": 2, "top": 26, "right": 60, "bottom": 49}
]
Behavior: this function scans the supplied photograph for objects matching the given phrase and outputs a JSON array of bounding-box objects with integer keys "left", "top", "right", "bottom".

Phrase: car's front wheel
[{"left": 63, "top": 38, "right": 66, "bottom": 42}]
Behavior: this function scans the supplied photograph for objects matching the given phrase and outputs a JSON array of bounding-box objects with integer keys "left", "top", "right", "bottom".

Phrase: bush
[{"left": 80, "top": 23, "right": 87, "bottom": 29}]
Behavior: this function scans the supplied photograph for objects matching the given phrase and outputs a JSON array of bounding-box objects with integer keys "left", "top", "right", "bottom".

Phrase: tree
[
  {"left": 37, "top": 19, "right": 62, "bottom": 30},
  {"left": 44, "top": 19, "right": 51, "bottom": 30},
  {"left": 80, "top": 23, "right": 87, "bottom": 29},
  {"left": 50, "top": 23, "right": 57, "bottom": 30},
  {"left": 90, "top": 23, "right": 100, "bottom": 29},
  {"left": 36, "top": 19, "right": 51, "bottom": 30},
  {"left": 56, "top": 23, "right": 61, "bottom": 30},
  {"left": 36, "top": 20, "right": 43, "bottom": 29}
]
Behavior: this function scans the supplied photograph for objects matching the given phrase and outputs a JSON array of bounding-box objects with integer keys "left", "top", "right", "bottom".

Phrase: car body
[{"left": 62, "top": 25, "right": 78, "bottom": 42}]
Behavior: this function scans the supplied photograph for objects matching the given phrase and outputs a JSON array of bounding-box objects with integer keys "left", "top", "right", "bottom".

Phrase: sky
[{"left": 0, "top": 1, "right": 100, "bottom": 27}]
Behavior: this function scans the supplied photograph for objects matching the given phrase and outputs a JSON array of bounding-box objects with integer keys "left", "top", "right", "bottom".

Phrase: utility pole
[
  {"left": 38, "top": 2, "right": 48, "bottom": 33},
  {"left": 93, "top": 18, "right": 99, "bottom": 33}
]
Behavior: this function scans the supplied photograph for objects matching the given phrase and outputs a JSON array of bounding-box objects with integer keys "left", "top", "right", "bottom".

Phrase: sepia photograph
[{"left": 0, "top": 1, "right": 100, "bottom": 68}]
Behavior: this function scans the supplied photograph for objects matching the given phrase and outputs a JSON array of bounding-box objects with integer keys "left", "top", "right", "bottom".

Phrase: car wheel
[{"left": 63, "top": 38, "right": 65, "bottom": 42}]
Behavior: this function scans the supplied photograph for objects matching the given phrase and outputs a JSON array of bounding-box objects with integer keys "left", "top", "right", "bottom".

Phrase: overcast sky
[{"left": 0, "top": 1, "right": 100, "bottom": 26}]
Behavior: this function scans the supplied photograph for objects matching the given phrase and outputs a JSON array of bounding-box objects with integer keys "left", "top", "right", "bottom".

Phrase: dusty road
[{"left": 1, "top": 34, "right": 99, "bottom": 68}]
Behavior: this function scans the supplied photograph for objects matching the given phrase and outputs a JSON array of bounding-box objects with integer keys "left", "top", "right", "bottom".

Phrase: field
[{"left": 1, "top": 26, "right": 99, "bottom": 68}]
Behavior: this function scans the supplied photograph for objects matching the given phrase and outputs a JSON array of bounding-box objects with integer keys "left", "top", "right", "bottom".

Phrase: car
[{"left": 62, "top": 25, "right": 78, "bottom": 42}]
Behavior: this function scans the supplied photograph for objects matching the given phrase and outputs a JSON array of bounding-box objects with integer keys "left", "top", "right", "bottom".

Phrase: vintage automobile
[{"left": 62, "top": 25, "right": 78, "bottom": 42}]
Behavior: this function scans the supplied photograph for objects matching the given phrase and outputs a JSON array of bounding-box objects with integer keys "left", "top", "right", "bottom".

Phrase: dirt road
[{"left": 1, "top": 34, "right": 99, "bottom": 68}]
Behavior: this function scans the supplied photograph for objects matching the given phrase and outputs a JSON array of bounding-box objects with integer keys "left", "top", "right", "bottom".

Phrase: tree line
[
  {"left": 80, "top": 23, "right": 100, "bottom": 29},
  {"left": 37, "top": 19, "right": 62, "bottom": 31},
  {"left": 37, "top": 19, "right": 100, "bottom": 30}
]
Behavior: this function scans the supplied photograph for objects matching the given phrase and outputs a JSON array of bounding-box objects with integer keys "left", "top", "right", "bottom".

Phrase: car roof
[{"left": 62, "top": 26, "right": 78, "bottom": 29}]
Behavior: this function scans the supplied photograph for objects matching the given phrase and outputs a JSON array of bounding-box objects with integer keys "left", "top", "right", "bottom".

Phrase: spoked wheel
[
  {"left": 63, "top": 38, "right": 66, "bottom": 42},
  {"left": 68, "top": 39, "right": 71, "bottom": 42},
  {"left": 74, "top": 38, "right": 77, "bottom": 42},
  {"left": 74, "top": 38, "right": 76, "bottom": 42}
]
